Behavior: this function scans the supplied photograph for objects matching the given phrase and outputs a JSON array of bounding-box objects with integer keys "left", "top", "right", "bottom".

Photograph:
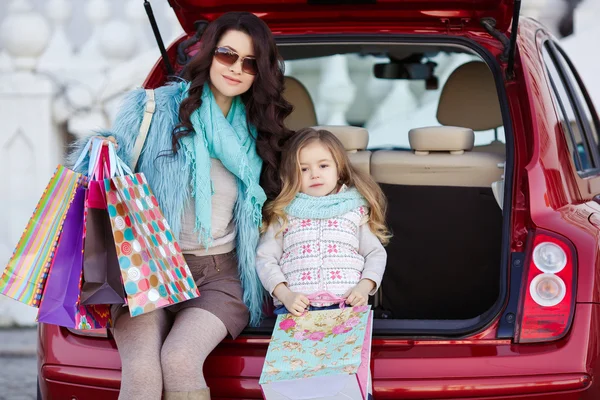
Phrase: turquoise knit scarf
[
  {"left": 179, "top": 82, "right": 266, "bottom": 246},
  {"left": 285, "top": 186, "right": 368, "bottom": 219}
]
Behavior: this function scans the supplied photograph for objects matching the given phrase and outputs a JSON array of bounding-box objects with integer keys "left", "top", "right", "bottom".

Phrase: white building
[{"left": 0, "top": 0, "right": 591, "bottom": 326}]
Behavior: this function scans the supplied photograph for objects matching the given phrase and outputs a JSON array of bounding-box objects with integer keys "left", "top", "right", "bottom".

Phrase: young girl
[{"left": 256, "top": 128, "right": 390, "bottom": 316}]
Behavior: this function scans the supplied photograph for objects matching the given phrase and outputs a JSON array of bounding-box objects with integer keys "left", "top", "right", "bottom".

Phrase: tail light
[{"left": 515, "top": 230, "right": 576, "bottom": 343}]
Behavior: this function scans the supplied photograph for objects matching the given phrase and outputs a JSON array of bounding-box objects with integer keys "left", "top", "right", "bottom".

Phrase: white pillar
[
  {"left": 0, "top": 0, "right": 56, "bottom": 327},
  {"left": 364, "top": 65, "right": 394, "bottom": 124},
  {"left": 99, "top": 20, "right": 137, "bottom": 64},
  {"left": 317, "top": 55, "right": 356, "bottom": 125},
  {"left": 38, "top": 0, "right": 75, "bottom": 74},
  {"left": 365, "top": 80, "right": 419, "bottom": 148},
  {"left": 96, "top": 18, "right": 142, "bottom": 125},
  {"left": 67, "top": 0, "right": 114, "bottom": 138},
  {"left": 74, "top": 0, "right": 111, "bottom": 71},
  {"left": 125, "top": 0, "right": 152, "bottom": 53}
]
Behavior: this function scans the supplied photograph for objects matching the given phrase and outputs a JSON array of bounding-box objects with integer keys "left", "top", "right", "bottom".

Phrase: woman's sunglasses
[{"left": 213, "top": 47, "right": 258, "bottom": 76}]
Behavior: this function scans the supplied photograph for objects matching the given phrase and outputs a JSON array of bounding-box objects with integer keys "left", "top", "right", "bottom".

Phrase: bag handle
[
  {"left": 130, "top": 89, "right": 155, "bottom": 171},
  {"left": 306, "top": 291, "right": 346, "bottom": 309},
  {"left": 91, "top": 139, "right": 118, "bottom": 181},
  {"left": 107, "top": 141, "right": 134, "bottom": 177},
  {"left": 72, "top": 138, "right": 94, "bottom": 172},
  {"left": 87, "top": 139, "right": 105, "bottom": 180}
]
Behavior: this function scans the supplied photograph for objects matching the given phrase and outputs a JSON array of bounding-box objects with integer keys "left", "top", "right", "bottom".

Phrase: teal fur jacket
[{"left": 67, "top": 82, "right": 267, "bottom": 327}]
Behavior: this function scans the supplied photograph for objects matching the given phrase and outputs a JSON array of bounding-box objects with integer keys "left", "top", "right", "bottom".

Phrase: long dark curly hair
[{"left": 174, "top": 12, "right": 293, "bottom": 200}]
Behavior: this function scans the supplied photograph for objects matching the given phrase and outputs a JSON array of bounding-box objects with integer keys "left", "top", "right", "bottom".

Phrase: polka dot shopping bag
[{"left": 102, "top": 143, "right": 200, "bottom": 317}]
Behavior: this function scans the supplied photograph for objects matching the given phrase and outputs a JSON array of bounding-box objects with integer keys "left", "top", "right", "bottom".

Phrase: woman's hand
[
  {"left": 91, "top": 135, "right": 118, "bottom": 149},
  {"left": 344, "top": 279, "right": 375, "bottom": 307},
  {"left": 273, "top": 283, "right": 309, "bottom": 316}
]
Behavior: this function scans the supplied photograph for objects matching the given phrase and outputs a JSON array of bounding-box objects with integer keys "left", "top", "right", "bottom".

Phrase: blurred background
[{"left": 0, "top": 0, "right": 598, "bottom": 328}]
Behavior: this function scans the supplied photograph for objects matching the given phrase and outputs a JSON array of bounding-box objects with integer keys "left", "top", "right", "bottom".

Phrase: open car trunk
[{"left": 246, "top": 38, "right": 508, "bottom": 337}]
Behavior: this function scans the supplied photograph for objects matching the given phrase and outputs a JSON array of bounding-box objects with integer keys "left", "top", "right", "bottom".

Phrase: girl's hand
[
  {"left": 281, "top": 291, "right": 310, "bottom": 317},
  {"left": 344, "top": 279, "right": 375, "bottom": 307},
  {"left": 273, "top": 283, "right": 310, "bottom": 317}
]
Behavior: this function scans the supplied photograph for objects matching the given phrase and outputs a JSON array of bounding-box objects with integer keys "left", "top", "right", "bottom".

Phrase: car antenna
[{"left": 144, "top": 0, "right": 175, "bottom": 77}]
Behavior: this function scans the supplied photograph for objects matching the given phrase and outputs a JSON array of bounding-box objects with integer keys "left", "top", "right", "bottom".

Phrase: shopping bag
[
  {"left": 36, "top": 174, "right": 112, "bottom": 329},
  {"left": 102, "top": 142, "right": 200, "bottom": 317},
  {"left": 80, "top": 207, "right": 126, "bottom": 305},
  {"left": 0, "top": 165, "right": 84, "bottom": 307},
  {"left": 75, "top": 188, "right": 113, "bottom": 329},
  {"left": 80, "top": 140, "right": 126, "bottom": 305},
  {"left": 36, "top": 185, "right": 86, "bottom": 326},
  {"left": 86, "top": 142, "right": 109, "bottom": 209},
  {"left": 260, "top": 292, "right": 373, "bottom": 400}
]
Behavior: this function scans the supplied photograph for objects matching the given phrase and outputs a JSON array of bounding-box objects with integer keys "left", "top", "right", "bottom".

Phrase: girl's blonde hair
[{"left": 262, "top": 128, "right": 391, "bottom": 245}]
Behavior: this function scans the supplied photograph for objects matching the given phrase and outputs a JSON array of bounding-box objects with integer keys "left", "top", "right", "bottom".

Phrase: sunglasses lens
[
  {"left": 214, "top": 47, "right": 257, "bottom": 75},
  {"left": 214, "top": 48, "right": 238, "bottom": 67},
  {"left": 242, "top": 58, "right": 258, "bottom": 75}
]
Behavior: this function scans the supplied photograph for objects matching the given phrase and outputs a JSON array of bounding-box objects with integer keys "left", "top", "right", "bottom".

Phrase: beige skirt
[{"left": 112, "top": 250, "right": 250, "bottom": 339}]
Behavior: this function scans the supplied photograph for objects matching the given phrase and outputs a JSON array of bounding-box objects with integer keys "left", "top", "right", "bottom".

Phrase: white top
[
  {"left": 256, "top": 206, "right": 387, "bottom": 306},
  {"left": 179, "top": 158, "right": 238, "bottom": 256}
]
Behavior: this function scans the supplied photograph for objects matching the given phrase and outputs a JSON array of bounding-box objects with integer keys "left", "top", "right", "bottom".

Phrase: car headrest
[
  {"left": 283, "top": 76, "right": 318, "bottom": 131},
  {"left": 437, "top": 61, "right": 503, "bottom": 131},
  {"left": 312, "top": 125, "right": 369, "bottom": 152},
  {"left": 409, "top": 126, "right": 475, "bottom": 155}
]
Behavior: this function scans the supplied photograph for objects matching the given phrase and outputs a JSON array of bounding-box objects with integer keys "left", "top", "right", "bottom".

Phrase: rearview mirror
[{"left": 374, "top": 61, "right": 438, "bottom": 89}]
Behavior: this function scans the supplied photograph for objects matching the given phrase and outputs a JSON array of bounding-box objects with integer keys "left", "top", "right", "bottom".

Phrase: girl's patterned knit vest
[{"left": 278, "top": 205, "right": 368, "bottom": 306}]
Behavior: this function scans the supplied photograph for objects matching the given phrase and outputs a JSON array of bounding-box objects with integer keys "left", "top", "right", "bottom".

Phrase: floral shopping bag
[
  {"left": 102, "top": 143, "right": 200, "bottom": 317},
  {"left": 260, "top": 292, "right": 373, "bottom": 400}
]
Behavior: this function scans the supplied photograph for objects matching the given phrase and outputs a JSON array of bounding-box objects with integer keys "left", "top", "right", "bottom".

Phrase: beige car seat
[
  {"left": 437, "top": 61, "right": 505, "bottom": 156},
  {"left": 283, "top": 76, "right": 318, "bottom": 131},
  {"left": 312, "top": 125, "right": 371, "bottom": 175}
]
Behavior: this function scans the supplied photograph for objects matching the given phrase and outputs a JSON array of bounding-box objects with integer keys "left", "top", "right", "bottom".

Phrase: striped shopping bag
[{"left": 0, "top": 165, "right": 84, "bottom": 307}]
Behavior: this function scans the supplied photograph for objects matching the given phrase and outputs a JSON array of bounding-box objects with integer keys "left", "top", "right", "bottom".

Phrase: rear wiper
[{"left": 144, "top": 0, "right": 174, "bottom": 77}]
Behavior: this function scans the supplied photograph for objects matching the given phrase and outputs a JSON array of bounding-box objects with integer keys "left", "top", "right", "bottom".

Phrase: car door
[{"left": 540, "top": 33, "right": 600, "bottom": 305}]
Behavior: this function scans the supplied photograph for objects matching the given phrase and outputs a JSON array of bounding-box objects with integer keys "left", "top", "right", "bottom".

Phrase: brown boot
[{"left": 164, "top": 388, "right": 210, "bottom": 400}]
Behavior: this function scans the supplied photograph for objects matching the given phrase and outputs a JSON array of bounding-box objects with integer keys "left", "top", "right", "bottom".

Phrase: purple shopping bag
[{"left": 37, "top": 186, "right": 86, "bottom": 326}]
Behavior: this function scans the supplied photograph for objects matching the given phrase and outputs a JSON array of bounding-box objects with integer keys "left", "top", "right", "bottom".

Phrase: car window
[
  {"left": 284, "top": 52, "right": 504, "bottom": 149},
  {"left": 542, "top": 41, "right": 600, "bottom": 175}
]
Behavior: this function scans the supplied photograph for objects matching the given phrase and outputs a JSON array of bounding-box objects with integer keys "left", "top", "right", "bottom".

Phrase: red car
[{"left": 37, "top": 0, "right": 600, "bottom": 399}]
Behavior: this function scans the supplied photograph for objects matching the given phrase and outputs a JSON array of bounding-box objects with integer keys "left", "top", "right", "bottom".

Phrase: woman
[{"left": 69, "top": 12, "right": 292, "bottom": 400}]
